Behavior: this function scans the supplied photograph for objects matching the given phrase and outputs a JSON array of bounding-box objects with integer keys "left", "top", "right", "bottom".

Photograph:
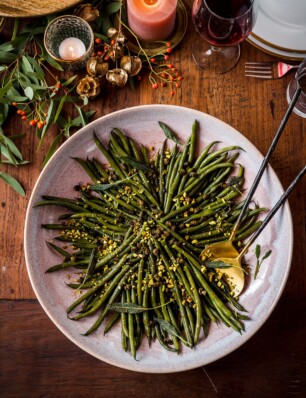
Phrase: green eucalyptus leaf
[
  {"left": 0, "top": 51, "right": 18, "bottom": 64},
  {"left": 0, "top": 98, "right": 10, "bottom": 104},
  {"left": 42, "top": 134, "right": 62, "bottom": 168},
  {"left": 26, "top": 56, "right": 45, "bottom": 80},
  {"left": 158, "top": 121, "right": 182, "bottom": 145},
  {"left": 0, "top": 144, "right": 18, "bottom": 165},
  {"left": 0, "top": 43, "right": 15, "bottom": 51},
  {"left": 120, "top": 156, "right": 149, "bottom": 172},
  {"left": 0, "top": 103, "right": 9, "bottom": 126},
  {"left": 154, "top": 318, "right": 189, "bottom": 345},
  {"left": 7, "top": 87, "right": 28, "bottom": 102},
  {"left": 53, "top": 95, "right": 67, "bottom": 124},
  {"left": 0, "top": 172, "right": 25, "bottom": 196},
  {"left": 10, "top": 34, "right": 29, "bottom": 52},
  {"left": 2, "top": 135, "right": 23, "bottom": 160},
  {"left": 39, "top": 99, "right": 56, "bottom": 144},
  {"left": 71, "top": 110, "right": 96, "bottom": 126},
  {"left": 76, "top": 105, "right": 88, "bottom": 127},
  {"left": 107, "top": 302, "right": 150, "bottom": 314},
  {"left": 205, "top": 261, "right": 232, "bottom": 269},
  {"left": 255, "top": 244, "right": 261, "bottom": 259},
  {"left": 21, "top": 55, "right": 34, "bottom": 74},
  {"left": 0, "top": 81, "right": 13, "bottom": 98},
  {"left": 24, "top": 86, "right": 34, "bottom": 100},
  {"left": 61, "top": 75, "right": 77, "bottom": 87},
  {"left": 262, "top": 249, "right": 272, "bottom": 261},
  {"left": 90, "top": 174, "right": 137, "bottom": 192}
]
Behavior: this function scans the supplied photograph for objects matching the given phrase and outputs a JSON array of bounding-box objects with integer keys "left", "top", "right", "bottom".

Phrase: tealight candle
[
  {"left": 58, "top": 37, "right": 86, "bottom": 60},
  {"left": 127, "top": 0, "right": 178, "bottom": 42},
  {"left": 44, "top": 15, "right": 94, "bottom": 70}
]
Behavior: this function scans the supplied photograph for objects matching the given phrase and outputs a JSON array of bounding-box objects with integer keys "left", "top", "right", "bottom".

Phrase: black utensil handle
[
  {"left": 244, "top": 166, "right": 306, "bottom": 251},
  {"left": 230, "top": 85, "right": 302, "bottom": 240}
]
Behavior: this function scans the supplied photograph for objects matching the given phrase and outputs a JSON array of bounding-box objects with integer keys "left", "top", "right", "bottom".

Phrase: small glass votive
[
  {"left": 286, "top": 57, "right": 306, "bottom": 118},
  {"left": 44, "top": 15, "right": 94, "bottom": 70}
]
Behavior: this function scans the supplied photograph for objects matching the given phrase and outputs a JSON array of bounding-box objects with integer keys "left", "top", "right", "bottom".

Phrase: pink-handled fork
[{"left": 245, "top": 61, "right": 299, "bottom": 79}]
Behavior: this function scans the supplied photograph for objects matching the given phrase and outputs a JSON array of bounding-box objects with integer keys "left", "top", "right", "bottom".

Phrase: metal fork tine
[
  {"left": 245, "top": 66, "right": 271, "bottom": 70},
  {"left": 245, "top": 74, "right": 273, "bottom": 78},
  {"left": 245, "top": 69, "right": 272, "bottom": 74}
]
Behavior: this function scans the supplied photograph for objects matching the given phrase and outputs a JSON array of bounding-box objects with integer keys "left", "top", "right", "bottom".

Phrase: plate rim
[
  {"left": 247, "top": 34, "right": 306, "bottom": 61},
  {"left": 24, "top": 104, "right": 294, "bottom": 373},
  {"left": 251, "top": 0, "right": 306, "bottom": 56}
]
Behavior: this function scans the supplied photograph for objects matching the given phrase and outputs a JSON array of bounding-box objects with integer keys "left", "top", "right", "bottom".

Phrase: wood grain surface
[
  {"left": 0, "top": 0, "right": 81, "bottom": 17},
  {"left": 1, "top": 298, "right": 305, "bottom": 397},
  {"left": 0, "top": 1, "right": 305, "bottom": 396}
]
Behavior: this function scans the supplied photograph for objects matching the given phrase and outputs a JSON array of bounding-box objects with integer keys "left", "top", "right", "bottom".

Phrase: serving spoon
[
  {"left": 201, "top": 167, "right": 305, "bottom": 296},
  {"left": 200, "top": 70, "right": 306, "bottom": 296}
]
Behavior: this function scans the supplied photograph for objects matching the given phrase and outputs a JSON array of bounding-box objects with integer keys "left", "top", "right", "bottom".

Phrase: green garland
[{"left": 0, "top": 1, "right": 120, "bottom": 195}]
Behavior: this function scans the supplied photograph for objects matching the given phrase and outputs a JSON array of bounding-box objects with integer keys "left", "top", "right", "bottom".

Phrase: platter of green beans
[{"left": 24, "top": 105, "right": 293, "bottom": 372}]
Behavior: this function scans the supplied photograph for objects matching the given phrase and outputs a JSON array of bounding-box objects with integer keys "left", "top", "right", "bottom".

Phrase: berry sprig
[
  {"left": 11, "top": 79, "right": 64, "bottom": 130},
  {"left": 118, "top": 20, "right": 184, "bottom": 98}
]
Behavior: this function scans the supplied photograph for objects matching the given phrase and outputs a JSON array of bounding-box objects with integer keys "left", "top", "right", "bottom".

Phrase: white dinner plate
[
  {"left": 24, "top": 105, "right": 293, "bottom": 373},
  {"left": 249, "top": 0, "right": 306, "bottom": 60}
]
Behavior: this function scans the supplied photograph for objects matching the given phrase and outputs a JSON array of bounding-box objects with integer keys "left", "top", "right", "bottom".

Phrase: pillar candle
[{"left": 127, "top": 0, "right": 178, "bottom": 42}]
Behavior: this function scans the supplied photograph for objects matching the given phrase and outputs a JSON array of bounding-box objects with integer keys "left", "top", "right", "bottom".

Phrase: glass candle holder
[{"left": 44, "top": 15, "right": 94, "bottom": 70}]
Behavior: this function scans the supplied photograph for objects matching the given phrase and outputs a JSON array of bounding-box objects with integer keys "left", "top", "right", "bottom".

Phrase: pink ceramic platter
[{"left": 24, "top": 105, "right": 293, "bottom": 373}]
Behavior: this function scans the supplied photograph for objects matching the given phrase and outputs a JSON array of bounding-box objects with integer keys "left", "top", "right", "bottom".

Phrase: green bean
[
  {"left": 104, "top": 312, "right": 120, "bottom": 334},
  {"left": 121, "top": 290, "right": 129, "bottom": 337},
  {"left": 184, "top": 265, "right": 202, "bottom": 344},
  {"left": 127, "top": 289, "right": 137, "bottom": 359}
]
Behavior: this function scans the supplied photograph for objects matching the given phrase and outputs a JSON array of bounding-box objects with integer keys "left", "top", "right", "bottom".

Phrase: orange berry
[
  {"left": 161, "top": 73, "right": 167, "bottom": 78},
  {"left": 169, "top": 76, "right": 175, "bottom": 82},
  {"left": 161, "top": 82, "right": 166, "bottom": 87},
  {"left": 95, "top": 38, "right": 102, "bottom": 44},
  {"left": 17, "top": 109, "right": 22, "bottom": 115},
  {"left": 166, "top": 41, "right": 172, "bottom": 47},
  {"left": 21, "top": 115, "right": 27, "bottom": 120},
  {"left": 152, "top": 83, "right": 158, "bottom": 89},
  {"left": 137, "top": 75, "right": 142, "bottom": 81},
  {"left": 56, "top": 83, "right": 61, "bottom": 88},
  {"left": 21, "top": 111, "right": 26, "bottom": 116},
  {"left": 111, "top": 39, "right": 116, "bottom": 46},
  {"left": 170, "top": 90, "right": 175, "bottom": 96},
  {"left": 150, "top": 57, "right": 156, "bottom": 63},
  {"left": 167, "top": 64, "right": 174, "bottom": 69},
  {"left": 37, "top": 122, "right": 44, "bottom": 129},
  {"left": 166, "top": 47, "right": 172, "bottom": 54},
  {"left": 12, "top": 102, "right": 17, "bottom": 106},
  {"left": 29, "top": 120, "right": 36, "bottom": 126},
  {"left": 175, "top": 83, "right": 180, "bottom": 88},
  {"left": 177, "top": 76, "right": 184, "bottom": 81},
  {"left": 43, "top": 120, "right": 47, "bottom": 125},
  {"left": 164, "top": 55, "right": 169, "bottom": 61},
  {"left": 97, "top": 51, "right": 103, "bottom": 56}
]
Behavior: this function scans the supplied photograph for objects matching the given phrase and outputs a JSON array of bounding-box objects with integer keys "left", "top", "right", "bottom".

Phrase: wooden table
[{"left": 1, "top": 2, "right": 305, "bottom": 396}]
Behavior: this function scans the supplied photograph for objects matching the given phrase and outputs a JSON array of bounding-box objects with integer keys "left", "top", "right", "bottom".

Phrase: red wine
[{"left": 192, "top": 0, "right": 255, "bottom": 47}]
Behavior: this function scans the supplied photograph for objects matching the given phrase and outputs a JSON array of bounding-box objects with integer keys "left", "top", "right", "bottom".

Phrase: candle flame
[{"left": 143, "top": 0, "right": 158, "bottom": 5}]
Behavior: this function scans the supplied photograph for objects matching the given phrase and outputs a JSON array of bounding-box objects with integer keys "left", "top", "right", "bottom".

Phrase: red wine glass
[{"left": 192, "top": 0, "right": 258, "bottom": 73}]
